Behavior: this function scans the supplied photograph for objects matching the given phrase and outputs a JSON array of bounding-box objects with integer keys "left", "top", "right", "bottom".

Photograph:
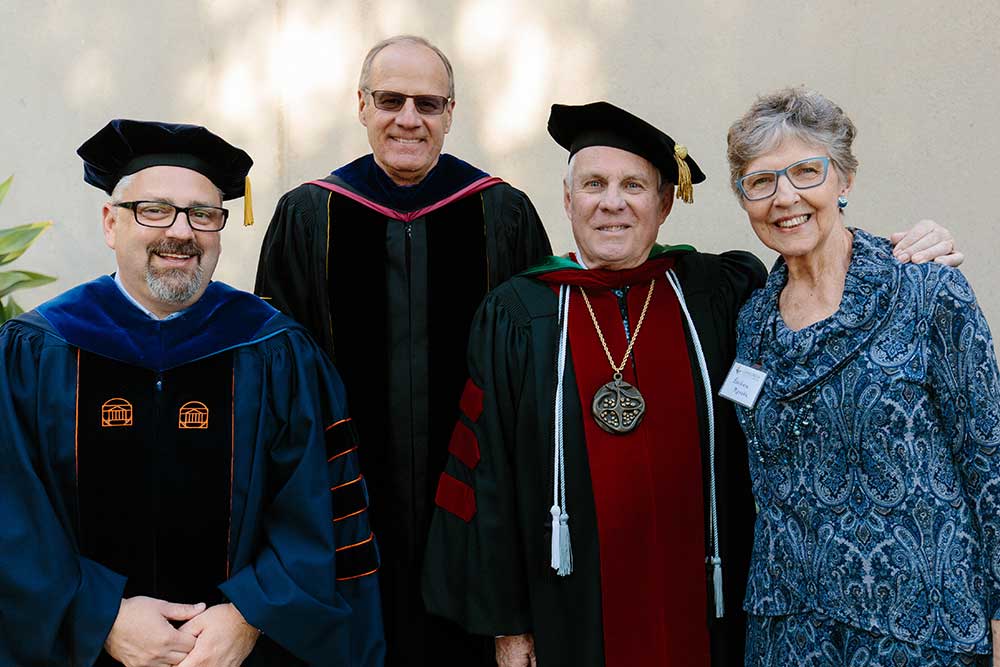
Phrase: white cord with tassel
[
  {"left": 665, "top": 269, "right": 724, "bottom": 618},
  {"left": 550, "top": 284, "right": 573, "bottom": 576}
]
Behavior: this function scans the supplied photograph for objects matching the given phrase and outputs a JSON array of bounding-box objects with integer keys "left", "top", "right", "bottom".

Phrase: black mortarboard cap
[
  {"left": 548, "top": 101, "right": 705, "bottom": 203},
  {"left": 77, "top": 119, "right": 253, "bottom": 202}
]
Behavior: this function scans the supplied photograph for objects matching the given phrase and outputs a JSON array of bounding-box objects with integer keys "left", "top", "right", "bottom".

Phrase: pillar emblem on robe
[
  {"left": 178, "top": 401, "right": 209, "bottom": 429},
  {"left": 101, "top": 397, "right": 133, "bottom": 427}
]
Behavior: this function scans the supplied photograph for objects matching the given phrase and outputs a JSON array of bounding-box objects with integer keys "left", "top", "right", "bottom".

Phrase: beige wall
[{"left": 3, "top": 0, "right": 999, "bottom": 353}]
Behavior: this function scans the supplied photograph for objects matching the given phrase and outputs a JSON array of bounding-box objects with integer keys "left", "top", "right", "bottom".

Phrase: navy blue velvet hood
[{"left": 28, "top": 276, "right": 282, "bottom": 371}]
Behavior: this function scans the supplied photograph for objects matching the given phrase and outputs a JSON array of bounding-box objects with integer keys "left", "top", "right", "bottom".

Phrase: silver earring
[{"left": 837, "top": 195, "right": 848, "bottom": 209}]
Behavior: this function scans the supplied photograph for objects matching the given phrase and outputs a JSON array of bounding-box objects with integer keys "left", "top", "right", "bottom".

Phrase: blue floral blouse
[{"left": 735, "top": 229, "right": 1000, "bottom": 654}]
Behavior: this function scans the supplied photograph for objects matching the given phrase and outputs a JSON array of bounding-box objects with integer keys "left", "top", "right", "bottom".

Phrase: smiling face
[
  {"left": 358, "top": 41, "right": 455, "bottom": 185},
  {"left": 740, "top": 135, "right": 854, "bottom": 261},
  {"left": 564, "top": 146, "right": 672, "bottom": 271},
  {"left": 103, "top": 165, "right": 222, "bottom": 317}
]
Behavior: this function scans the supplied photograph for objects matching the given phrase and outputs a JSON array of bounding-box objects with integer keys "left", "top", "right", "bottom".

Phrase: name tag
[{"left": 719, "top": 362, "right": 767, "bottom": 409}]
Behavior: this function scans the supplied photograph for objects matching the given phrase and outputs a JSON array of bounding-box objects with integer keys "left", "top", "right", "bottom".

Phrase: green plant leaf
[
  {"left": 9, "top": 298, "right": 23, "bottom": 318},
  {"left": 0, "top": 175, "right": 12, "bottom": 207},
  {"left": 0, "top": 270, "right": 57, "bottom": 298},
  {"left": 0, "top": 296, "right": 23, "bottom": 324},
  {"left": 0, "top": 221, "right": 53, "bottom": 265}
]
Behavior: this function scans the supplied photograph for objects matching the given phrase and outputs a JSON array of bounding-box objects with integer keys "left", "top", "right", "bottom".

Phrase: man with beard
[
  {"left": 255, "top": 34, "right": 550, "bottom": 666},
  {"left": 0, "top": 119, "right": 384, "bottom": 667}
]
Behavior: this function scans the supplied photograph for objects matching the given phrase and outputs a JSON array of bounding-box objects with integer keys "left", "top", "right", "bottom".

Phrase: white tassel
[
  {"left": 550, "top": 505, "right": 562, "bottom": 570},
  {"left": 557, "top": 511, "right": 573, "bottom": 576},
  {"left": 710, "top": 556, "right": 724, "bottom": 618},
  {"left": 669, "top": 269, "right": 725, "bottom": 620},
  {"left": 550, "top": 285, "right": 574, "bottom": 577}
]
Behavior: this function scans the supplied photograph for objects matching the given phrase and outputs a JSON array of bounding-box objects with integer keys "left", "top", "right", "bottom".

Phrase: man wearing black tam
[
  {"left": 422, "top": 102, "right": 960, "bottom": 667},
  {"left": 254, "top": 34, "right": 550, "bottom": 667},
  {"left": 0, "top": 119, "right": 384, "bottom": 666}
]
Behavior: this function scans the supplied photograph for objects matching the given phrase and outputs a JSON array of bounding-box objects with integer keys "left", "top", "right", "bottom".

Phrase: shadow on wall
[
  {"left": 33, "top": 0, "right": 1000, "bottom": 351},
  {"left": 52, "top": 0, "right": 618, "bottom": 271},
  {"left": 208, "top": 0, "right": 614, "bottom": 190}
]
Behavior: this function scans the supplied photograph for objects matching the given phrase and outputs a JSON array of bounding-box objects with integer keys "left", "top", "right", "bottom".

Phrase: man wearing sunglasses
[
  {"left": 255, "top": 34, "right": 550, "bottom": 667},
  {"left": 0, "top": 119, "right": 384, "bottom": 667}
]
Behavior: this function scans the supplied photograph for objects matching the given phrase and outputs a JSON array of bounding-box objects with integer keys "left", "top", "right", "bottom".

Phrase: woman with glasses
[{"left": 726, "top": 87, "right": 1000, "bottom": 666}]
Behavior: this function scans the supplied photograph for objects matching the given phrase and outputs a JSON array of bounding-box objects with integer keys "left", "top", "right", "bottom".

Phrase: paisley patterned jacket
[{"left": 735, "top": 229, "right": 1000, "bottom": 655}]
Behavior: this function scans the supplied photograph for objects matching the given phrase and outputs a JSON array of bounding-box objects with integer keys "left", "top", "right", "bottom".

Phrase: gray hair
[
  {"left": 726, "top": 86, "right": 858, "bottom": 198},
  {"left": 358, "top": 35, "right": 455, "bottom": 99},
  {"left": 110, "top": 173, "right": 135, "bottom": 201},
  {"left": 109, "top": 171, "right": 223, "bottom": 204},
  {"left": 146, "top": 262, "right": 204, "bottom": 305}
]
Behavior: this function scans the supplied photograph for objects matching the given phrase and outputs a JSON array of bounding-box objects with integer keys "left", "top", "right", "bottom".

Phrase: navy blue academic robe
[{"left": 0, "top": 277, "right": 384, "bottom": 666}]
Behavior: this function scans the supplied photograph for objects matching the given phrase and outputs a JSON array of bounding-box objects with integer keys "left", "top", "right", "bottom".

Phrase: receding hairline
[
  {"left": 110, "top": 173, "right": 136, "bottom": 201},
  {"left": 565, "top": 149, "right": 672, "bottom": 195},
  {"left": 358, "top": 35, "right": 455, "bottom": 99},
  {"left": 108, "top": 168, "right": 224, "bottom": 205}
]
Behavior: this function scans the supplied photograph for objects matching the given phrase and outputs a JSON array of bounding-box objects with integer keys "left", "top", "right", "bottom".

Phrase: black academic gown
[
  {"left": 422, "top": 248, "right": 767, "bottom": 667},
  {"left": 0, "top": 277, "right": 384, "bottom": 667},
  {"left": 255, "top": 154, "right": 552, "bottom": 666}
]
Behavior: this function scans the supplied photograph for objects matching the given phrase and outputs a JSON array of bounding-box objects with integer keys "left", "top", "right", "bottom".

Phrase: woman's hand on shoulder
[{"left": 890, "top": 219, "right": 964, "bottom": 266}]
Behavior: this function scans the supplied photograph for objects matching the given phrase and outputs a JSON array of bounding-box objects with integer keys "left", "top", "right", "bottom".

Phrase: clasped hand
[
  {"left": 495, "top": 633, "right": 537, "bottom": 667},
  {"left": 104, "top": 596, "right": 259, "bottom": 667}
]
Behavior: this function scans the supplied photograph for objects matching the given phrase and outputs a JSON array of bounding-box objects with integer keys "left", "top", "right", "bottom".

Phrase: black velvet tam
[
  {"left": 547, "top": 101, "right": 706, "bottom": 185},
  {"left": 77, "top": 119, "right": 252, "bottom": 200}
]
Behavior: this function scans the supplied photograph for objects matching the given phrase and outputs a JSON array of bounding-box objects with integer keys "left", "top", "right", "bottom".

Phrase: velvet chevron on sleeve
[
  {"left": 221, "top": 324, "right": 385, "bottom": 666},
  {"left": 0, "top": 280, "right": 385, "bottom": 667},
  {"left": 422, "top": 289, "right": 536, "bottom": 636},
  {"left": 425, "top": 245, "right": 768, "bottom": 667}
]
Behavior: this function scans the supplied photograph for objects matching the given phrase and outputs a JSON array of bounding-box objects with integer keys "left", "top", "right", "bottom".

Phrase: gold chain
[{"left": 578, "top": 279, "right": 656, "bottom": 374}]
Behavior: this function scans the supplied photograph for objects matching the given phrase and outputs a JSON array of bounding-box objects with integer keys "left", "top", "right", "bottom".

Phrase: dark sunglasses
[{"left": 366, "top": 89, "right": 451, "bottom": 115}]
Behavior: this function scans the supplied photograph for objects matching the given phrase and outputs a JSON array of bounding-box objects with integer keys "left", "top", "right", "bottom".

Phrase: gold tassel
[
  {"left": 674, "top": 144, "right": 694, "bottom": 204},
  {"left": 243, "top": 176, "right": 254, "bottom": 226}
]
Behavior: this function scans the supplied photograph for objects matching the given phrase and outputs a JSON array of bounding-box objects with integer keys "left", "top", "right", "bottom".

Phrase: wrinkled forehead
[
  {"left": 743, "top": 132, "right": 832, "bottom": 174},
  {"left": 368, "top": 42, "right": 450, "bottom": 95},
  {"left": 745, "top": 125, "right": 831, "bottom": 165},
  {"left": 569, "top": 145, "right": 662, "bottom": 183}
]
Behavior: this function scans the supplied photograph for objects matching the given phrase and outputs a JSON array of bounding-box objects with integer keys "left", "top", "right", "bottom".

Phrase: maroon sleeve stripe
[
  {"left": 435, "top": 472, "right": 476, "bottom": 522},
  {"left": 447, "top": 420, "right": 481, "bottom": 470},
  {"left": 458, "top": 378, "right": 485, "bottom": 422}
]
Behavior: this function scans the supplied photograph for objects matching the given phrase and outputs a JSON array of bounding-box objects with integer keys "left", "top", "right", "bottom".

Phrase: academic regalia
[
  {"left": 0, "top": 277, "right": 384, "bottom": 666},
  {"left": 423, "top": 246, "right": 767, "bottom": 667},
  {"left": 255, "top": 153, "right": 551, "bottom": 666}
]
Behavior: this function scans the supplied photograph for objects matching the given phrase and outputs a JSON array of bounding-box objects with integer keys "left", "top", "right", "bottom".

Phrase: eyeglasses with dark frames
[
  {"left": 736, "top": 156, "right": 831, "bottom": 201},
  {"left": 365, "top": 89, "right": 451, "bottom": 115},
  {"left": 113, "top": 201, "right": 229, "bottom": 232}
]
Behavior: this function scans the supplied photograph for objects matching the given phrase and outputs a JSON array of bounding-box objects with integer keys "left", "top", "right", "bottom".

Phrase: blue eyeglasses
[{"left": 736, "top": 156, "right": 831, "bottom": 201}]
